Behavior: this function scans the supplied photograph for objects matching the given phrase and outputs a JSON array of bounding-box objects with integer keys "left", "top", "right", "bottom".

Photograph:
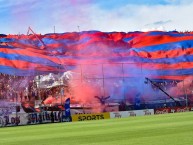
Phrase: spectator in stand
[
  {"left": 119, "top": 101, "right": 126, "bottom": 111},
  {"left": 20, "top": 91, "right": 23, "bottom": 102}
]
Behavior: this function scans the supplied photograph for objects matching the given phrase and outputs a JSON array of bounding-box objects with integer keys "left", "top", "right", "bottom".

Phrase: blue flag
[
  {"left": 135, "top": 93, "right": 141, "bottom": 110},
  {"left": 64, "top": 98, "right": 71, "bottom": 118}
]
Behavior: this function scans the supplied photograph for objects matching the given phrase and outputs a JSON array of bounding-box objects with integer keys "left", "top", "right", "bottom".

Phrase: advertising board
[
  {"left": 110, "top": 109, "right": 154, "bottom": 119},
  {"left": 154, "top": 106, "right": 193, "bottom": 114},
  {"left": 72, "top": 112, "right": 110, "bottom": 122}
]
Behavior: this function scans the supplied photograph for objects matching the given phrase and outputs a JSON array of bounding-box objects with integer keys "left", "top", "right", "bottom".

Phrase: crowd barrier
[{"left": 1, "top": 107, "right": 193, "bottom": 127}]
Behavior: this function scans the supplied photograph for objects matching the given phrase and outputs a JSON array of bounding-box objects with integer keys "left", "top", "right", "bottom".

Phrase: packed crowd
[{"left": 0, "top": 73, "right": 65, "bottom": 103}]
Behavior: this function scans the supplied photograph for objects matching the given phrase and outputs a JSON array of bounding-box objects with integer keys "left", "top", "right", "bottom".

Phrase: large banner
[
  {"left": 0, "top": 113, "right": 28, "bottom": 127},
  {"left": 154, "top": 106, "right": 193, "bottom": 114},
  {"left": 0, "top": 111, "right": 71, "bottom": 127},
  {"left": 71, "top": 112, "right": 110, "bottom": 122},
  {"left": 27, "top": 111, "right": 61, "bottom": 124},
  {"left": 27, "top": 111, "right": 71, "bottom": 124},
  {"left": 110, "top": 109, "right": 154, "bottom": 119}
]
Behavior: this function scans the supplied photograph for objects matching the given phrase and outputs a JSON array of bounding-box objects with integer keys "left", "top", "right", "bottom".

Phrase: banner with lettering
[
  {"left": 71, "top": 112, "right": 110, "bottom": 122},
  {"left": 0, "top": 113, "right": 28, "bottom": 127},
  {"left": 110, "top": 109, "right": 154, "bottom": 119},
  {"left": 154, "top": 106, "right": 193, "bottom": 114}
]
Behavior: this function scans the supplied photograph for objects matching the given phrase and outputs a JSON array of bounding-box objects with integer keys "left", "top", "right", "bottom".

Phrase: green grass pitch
[{"left": 0, "top": 112, "right": 193, "bottom": 145}]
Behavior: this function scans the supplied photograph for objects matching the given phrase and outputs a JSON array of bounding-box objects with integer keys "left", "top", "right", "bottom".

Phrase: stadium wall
[{"left": 1, "top": 107, "right": 193, "bottom": 127}]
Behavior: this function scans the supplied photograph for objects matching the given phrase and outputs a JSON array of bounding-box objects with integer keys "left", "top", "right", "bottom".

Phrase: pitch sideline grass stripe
[{"left": 0, "top": 112, "right": 193, "bottom": 145}]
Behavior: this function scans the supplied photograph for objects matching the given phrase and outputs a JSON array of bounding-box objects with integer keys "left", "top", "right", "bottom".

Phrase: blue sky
[
  {"left": 96, "top": 0, "right": 169, "bottom": 8},
  {"left": 0, "top": 0, "right": 192, "bottom": 34}
]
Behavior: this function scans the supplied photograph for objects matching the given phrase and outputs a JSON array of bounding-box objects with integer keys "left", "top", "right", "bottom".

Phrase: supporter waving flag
[{"left": 63, "top": 98, "right": 71, "bottom": 122}]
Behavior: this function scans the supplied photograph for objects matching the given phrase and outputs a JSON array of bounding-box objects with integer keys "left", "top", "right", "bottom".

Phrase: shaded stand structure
[{"left": 0, "top": 63, "right": 191, "bottom": 114}]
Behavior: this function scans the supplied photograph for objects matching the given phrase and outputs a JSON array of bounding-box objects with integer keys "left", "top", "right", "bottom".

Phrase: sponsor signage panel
[
  {"left": 110, "top": 111, "right": 128, "bottom": 118},
  {"left": 110, "top": 109, "right": 154, "bottom": 119},
  {"left": 154, "top": 106, "right": 193, "bottom": 114},
  {"left": 72, "top": 112, "right": 110, "bottom": 122}
]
